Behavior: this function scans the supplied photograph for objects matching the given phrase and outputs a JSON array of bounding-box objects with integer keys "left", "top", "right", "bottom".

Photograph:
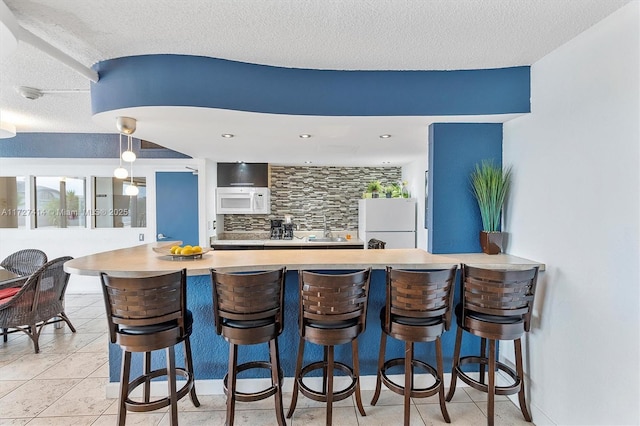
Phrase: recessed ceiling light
[
  {"left": 221, "top": 133, "right": 234, "bottom": 138},
  {"left": 304, "top": 161, "right": 313, "bottom": 164},
  {"left": 299, "top": 134, "right": 311, "bottom": 138},
  {"left": 382, "top": 161, "right": 391, "bottom": 164},
  {"left": 379, "top": 134, "right": 392, "bottom": 139}
]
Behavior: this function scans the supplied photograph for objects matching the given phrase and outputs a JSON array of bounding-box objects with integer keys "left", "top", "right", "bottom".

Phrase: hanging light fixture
[
  {"left": 113, "top": 133, "right": 128, "bottom": 179},
  {"left": 125, "top": 159, "right": 139, "bottom": 196},
  {"left": 116, "top": 116, "right": 137, "bottom": 162}
]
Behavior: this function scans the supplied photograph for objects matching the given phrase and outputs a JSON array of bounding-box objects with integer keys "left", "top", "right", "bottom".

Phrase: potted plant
[
  {"left": 366, "top": 180, "right": 383, "bottom": 198},
  {"left": 470, "top": 160, "right": 512, "bottom": 254},
  {"left": 384, "top": 184, "right": 394, "bottom": 198}
]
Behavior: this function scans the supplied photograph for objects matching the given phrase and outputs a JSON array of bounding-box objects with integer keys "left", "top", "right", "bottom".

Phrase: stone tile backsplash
[{"left": 223, "top": 166, "right": 402, "bottom": 233}]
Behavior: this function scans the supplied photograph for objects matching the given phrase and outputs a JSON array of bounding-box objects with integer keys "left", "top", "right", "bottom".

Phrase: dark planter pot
[
  {"left": 480, "top": 231, "right": 504, "bottom": 255},
  {"left": 385, "top": 192, "right": 392, "bottom": 198},
  {"left": 372, "top": 191, "right": 379, "bottom": 198}
]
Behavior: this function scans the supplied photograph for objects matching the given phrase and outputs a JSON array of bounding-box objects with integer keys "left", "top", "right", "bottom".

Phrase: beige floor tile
[
  {"left": 190, "top": 408, "right": 278, "bottom": 426},
  {"left": 412, "top": 387, "right": 473, "bottom": 404},
  {"left": 92, "top": 412, "right": 165, "bottom": 426},
  {"left": 359, "top": 403, "right": 427, "bottom": 426},
  {"left": 417, "top": 401, "right": 486, "bottom": 425},
  {"left": 0, "top": 352, "right": 68, "bottom": 380},
  {"left": 177, "top": 393, "right": 227, "bottom": 411},
  {"left": 28, "top": 415, "right": 98, "bottom": 425},
  {"left": 74, "top": 317, "right": 109, "bottom": 334},
  {"left": 38, "top": 376, "right": 113, "bottom": 417},
  {"left": 0, "top": 418, "right": 31, "bottom": 425},
  {"left": 77, "top": 333, "right": 109, "bottom": 352},
  {"left": 69, "top": 304, "right": 107, "bottom": 319},
  {"left": 475, "top": 399, "right": 532, "bottom": 425},
  {"left": 0, "top": 379, "right": 26, "bottom": 399},
  {"left": 289, "top": 406, "right": 359, "bottom": 425},
  {"left": 0, "top": 378, "right": 81, "bottom": 418},
  {"left": 462, "top": 386, "right": 508, "bottom": 402},
  {"left": 88, "top": 360, "right": 110, "bottom": 378},
  {"left": 36, "top": 351, "right": 109, "bottom": 379},
  {"left": 36, "top": 331, "right": 105, "bottom": 354}
]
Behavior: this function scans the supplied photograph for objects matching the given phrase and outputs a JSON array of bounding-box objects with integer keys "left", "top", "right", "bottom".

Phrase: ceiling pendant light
[
  {"left": 114, "top": 133, "right": 128, "bottom": 179},
  {"left": 125, "top": 160, "right": 139, "bottom": 196},
  {"left": 116, "top": 116, "right": 137, "bottom": 162}
]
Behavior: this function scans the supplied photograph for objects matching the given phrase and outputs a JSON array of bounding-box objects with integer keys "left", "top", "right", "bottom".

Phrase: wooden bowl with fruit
[{"left": 153, "top": 243, "right": 210, "bottom": 260}]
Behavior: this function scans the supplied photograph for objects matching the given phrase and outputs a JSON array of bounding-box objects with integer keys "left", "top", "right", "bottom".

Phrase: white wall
[
  {"left": 503, "top": 3, "right": 639, "bottom": 425},
  {"left": 403, "top": 157, "right": 429, "bottom": 249},
  {"left": 0, "top": 157, "right": 206, "bottom": 293}
]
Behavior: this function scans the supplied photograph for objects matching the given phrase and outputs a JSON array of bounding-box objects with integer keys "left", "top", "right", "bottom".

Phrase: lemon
[
  {"left": 181, "top": 247, "right": 194, "bottom": 255},
  {"left": 174, "top": 247, "right": 182, "bottom": 255},
  {"left": 170, "top": 245, "right": 180, "bottom": 254},
  {"left": 192, "top": 246, "right": 202, "bottom": 253},
  {"left": 182, "top": 245, "right": 192, "bottom": 251}
]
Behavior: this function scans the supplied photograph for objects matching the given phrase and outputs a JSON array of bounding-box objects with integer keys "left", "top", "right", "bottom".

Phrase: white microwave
[{"left": 216, "top": 187, "right": 271, "bottom": 214}]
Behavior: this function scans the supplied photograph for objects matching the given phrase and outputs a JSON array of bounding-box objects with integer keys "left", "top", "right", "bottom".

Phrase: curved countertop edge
[{"left": 63, "top": 242, "right": 545, "bottom": 278}]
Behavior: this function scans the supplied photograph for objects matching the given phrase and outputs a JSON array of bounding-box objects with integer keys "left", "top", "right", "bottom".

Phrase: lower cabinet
[
  {"left": 211, "top": 244, "right": 264, "bottom": 250},
  {"left": 212, "top": 243, "right": 364, "bottom": 250}
]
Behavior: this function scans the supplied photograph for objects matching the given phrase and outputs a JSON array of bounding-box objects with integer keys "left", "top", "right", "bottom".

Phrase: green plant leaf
[{"left": 470, "top": 160, "right": 512, "bottom": 232}]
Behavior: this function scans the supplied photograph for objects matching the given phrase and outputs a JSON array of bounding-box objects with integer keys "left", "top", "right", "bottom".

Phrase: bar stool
[
  {"left": 100, "top": 269, "right": 200, "bottom": 426},
  {"left": 210, "top": 267, "right": 287, "bottom": 426},
  {"left": 446, "top": 264, "right": 539, "bottom": 426},
  {"left": 371, "top": 266, "right": 458, "bottom": 426},
  {"left": 287, "top": 268, "right": 371, "bottom": 426}
]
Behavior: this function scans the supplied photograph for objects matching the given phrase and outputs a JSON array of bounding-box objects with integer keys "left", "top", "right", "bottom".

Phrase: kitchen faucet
[{"left": 322, "top": 214, "right": 332, "bottom": 238}]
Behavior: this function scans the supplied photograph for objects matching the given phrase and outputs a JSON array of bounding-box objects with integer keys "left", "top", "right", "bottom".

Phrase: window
[
  {"left": 0, "top": 176, "right": 26, "bottom": 228},
  {"left": 94, "top": 177, "right": 146, "bottom": 228},
  {"left": 34, "top": 177, "right": 86, "bottom": 228}
]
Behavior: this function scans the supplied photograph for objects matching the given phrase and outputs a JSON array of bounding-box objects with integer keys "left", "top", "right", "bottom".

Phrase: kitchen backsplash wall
[{"left": 223, "top": 166, "right": 402, "bottom": 233}]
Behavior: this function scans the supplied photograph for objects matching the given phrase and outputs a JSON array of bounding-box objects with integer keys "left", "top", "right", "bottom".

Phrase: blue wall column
[{"left": 427, "top": 123, "right": 503, "bottom": 254}]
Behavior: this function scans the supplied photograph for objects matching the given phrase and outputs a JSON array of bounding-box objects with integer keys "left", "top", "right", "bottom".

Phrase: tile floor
[{"left": 0, "top": 293, "right": 533, "bottom": 425}]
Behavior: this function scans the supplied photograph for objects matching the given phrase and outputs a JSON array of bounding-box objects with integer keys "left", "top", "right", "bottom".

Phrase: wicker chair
[
  {"left": 1, "top": 249, "right": 48, "bottom": 276},
  {"left": 0, "top": 256, "right": 76, "bottom": 353}
]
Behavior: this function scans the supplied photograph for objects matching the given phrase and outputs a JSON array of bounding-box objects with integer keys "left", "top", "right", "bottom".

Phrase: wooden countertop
[{"left": 64, "top": 241, "right": 545, "bottom": 277}]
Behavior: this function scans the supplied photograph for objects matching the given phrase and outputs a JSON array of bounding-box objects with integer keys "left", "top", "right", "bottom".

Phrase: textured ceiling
[{"left": 0, "top": 0, "right": 632, "bottom": 165}]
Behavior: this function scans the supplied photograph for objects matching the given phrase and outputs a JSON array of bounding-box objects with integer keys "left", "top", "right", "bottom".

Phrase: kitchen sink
[{"left": 306, "top": 237, "right": 348, "bottom": 243}]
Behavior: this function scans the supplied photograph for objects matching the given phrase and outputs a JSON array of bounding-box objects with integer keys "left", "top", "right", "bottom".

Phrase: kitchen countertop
[
  {"left": 64, "top": 241, "right": 544, "bottom": 277},
  {"left": 211, "top": 237, "right": 365, "bottom": 247}
]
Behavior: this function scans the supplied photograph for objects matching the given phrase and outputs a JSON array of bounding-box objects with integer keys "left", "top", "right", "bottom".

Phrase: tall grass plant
[{"left": 470, "top": 160, "right": 512, "bottom": 232}]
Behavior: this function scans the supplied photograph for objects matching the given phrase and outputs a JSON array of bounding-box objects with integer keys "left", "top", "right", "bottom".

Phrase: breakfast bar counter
[
  {"left": 64, "top": 243, "right": 544, "bottom": 391},
  {"left": 64, "top": 241, "right": 543, "bottom": 276}
]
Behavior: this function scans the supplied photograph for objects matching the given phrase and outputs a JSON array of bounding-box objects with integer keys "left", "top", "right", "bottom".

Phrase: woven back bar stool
[
  {"left": 446, "top": 264, "right": 539, "bottom": 426},
  {"left": 370, "top": 266, "right": 457, "bottom": 426},
  {"left": 287, "top": 268, "right": 371, "bottom": 426},
  {"left": 210, "top": 267, "right": 287, "bottom": 426},
  {"left": 100, "top": 269, "right": 200, "bottom": 426}
]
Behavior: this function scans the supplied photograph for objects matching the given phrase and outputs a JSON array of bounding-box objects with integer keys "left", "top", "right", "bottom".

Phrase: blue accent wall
[
  {"left": 92, "top": 55, "right": 530, "bottom": 116},
  {"left": 0, "top": 133, "right": 189, "bottom": 158},
  {"left": 156, "top": 172, "right": 199, "bottom": 244},
  {"left": 428, "top": 123, "right": 503, "bottom": 254}
]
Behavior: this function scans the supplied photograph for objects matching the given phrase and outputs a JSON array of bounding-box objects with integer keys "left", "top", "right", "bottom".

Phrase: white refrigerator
[{"left": 358, "top": 198, "right": 416, "bottom": 249}]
